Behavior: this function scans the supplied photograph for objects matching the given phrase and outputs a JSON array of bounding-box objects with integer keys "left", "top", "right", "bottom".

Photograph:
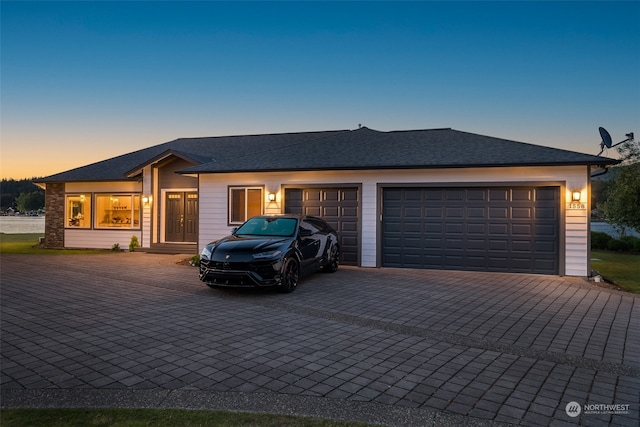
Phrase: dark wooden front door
[{"left": 165, "top": 192, "right": 198, "bottom": 242}]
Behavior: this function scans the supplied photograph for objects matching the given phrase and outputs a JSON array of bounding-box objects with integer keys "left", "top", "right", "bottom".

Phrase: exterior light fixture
[
  {"left": 142, "top": 196, "right": 150, "bottom": 206},
  {"left": 571, "top": 191, "right": 581, "bottom": 202},
  {"left": 268, "top": 193, "right": 276, "bottom": 202}
]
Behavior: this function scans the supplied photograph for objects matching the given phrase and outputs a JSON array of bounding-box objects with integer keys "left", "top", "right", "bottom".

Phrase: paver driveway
[{"left": 1, "top": 253, "right": 638, "bottom": 426}]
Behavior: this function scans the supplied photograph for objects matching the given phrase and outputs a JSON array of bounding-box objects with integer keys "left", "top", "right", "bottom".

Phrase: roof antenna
[
  {"left": 597, "top": 127, "right": 634, "bottom": 156},
  {"left": 358, "top": 124, "right": 362, "bottom": 129}
]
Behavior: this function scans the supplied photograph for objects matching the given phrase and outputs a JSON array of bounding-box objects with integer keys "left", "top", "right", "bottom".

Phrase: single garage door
[
  {"left": 382, "top": 186, "right": 559, "bottom": 274},
  {"left": 285, "top": 188, "right": 359, "bottom": 265}
]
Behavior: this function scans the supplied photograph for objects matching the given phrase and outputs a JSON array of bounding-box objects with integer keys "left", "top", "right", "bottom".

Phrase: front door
[{"left": 165, "top": 192, "right": 198, "bottom": 242}]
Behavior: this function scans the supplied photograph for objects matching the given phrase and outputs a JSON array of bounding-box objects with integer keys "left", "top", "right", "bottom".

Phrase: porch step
[{"left": 143, "top": 243, "right": 198, "bottom": 255}]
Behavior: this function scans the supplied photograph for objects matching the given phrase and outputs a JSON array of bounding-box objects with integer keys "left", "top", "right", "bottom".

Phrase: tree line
[
  {"left": 1, "top": 178, "right": 45, "bottom": 213},
  {"left": 593, "top": 137, "right": 640, "bottom": 235}
]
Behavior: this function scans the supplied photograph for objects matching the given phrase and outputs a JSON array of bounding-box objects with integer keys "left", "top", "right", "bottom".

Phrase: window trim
[
  {"left": 94, "top": 193, "right": 142, "bottom": 230},
  {"left": 228, "top": 186, "right": 264, "bottom": 225},
  {"left": 65, "top": 194, "right": 92, "bottom": 229}
]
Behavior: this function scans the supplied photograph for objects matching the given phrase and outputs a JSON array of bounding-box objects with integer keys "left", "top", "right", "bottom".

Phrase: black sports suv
[{"left": 199, "top": 215, "right": 340, "bottom": 293}]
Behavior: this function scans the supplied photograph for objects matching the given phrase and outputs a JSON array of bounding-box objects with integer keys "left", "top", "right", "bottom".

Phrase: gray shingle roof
[
  {"left": 36, "top": 130, "right": 346, "bottom": 182},
  {"left": 37, "top": 127, "right": 617, "bottom": 182},
  {"left": 181, "top": 127, "right": 617, "bottom": 173}
]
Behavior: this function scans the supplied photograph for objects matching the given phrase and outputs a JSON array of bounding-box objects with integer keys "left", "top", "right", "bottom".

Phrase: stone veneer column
[{"left": 44, "top": 183, "right": 64, "bottom": 248}]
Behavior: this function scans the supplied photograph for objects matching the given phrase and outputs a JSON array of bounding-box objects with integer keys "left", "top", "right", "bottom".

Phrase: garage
[
  {"left": 284, "top": 187, "right": 359, "bottom": 266},
  {"left": 382, "top": 186, "right": 560, "bottom": 274}
]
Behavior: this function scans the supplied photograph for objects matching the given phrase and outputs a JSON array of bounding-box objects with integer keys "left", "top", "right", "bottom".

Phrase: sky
[{"left": 1, "top": 1, "right": 639, "bottom": 180}]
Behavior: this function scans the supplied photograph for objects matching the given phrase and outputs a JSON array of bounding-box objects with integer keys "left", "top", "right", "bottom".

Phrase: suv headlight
[
  {"left": 252, "top": 249, "right": 282, "bottom": 259},
  {"left": 201, "top": 245, "right": 214, "bottom": 260}
]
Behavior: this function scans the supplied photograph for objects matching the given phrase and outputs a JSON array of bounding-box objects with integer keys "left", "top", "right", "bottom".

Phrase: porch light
[
  {"left": 571, "top": 191, "right": 581, "bottom": 202},
  {"left": 268, "top": 192, "right": 276, "bottom": 202},
  {"left": 142, "top": 196, "right": 150, "bottom": 206}
]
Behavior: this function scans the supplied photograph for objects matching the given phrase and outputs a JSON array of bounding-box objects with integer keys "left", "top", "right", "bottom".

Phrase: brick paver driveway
[{"left": 1, "top": 253, "right": 638, "bottom": 426}]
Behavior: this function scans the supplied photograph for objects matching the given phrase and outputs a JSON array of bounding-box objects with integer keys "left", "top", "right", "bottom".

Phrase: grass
[
  {"left": 0, "top": 233, "right": 111, "bottom": 255},
  {"left": 0, "top": 408, "right": 373, "bottom": 427},
  {"left": 591, "top": 250, "right": 640, "bottom": 294}
]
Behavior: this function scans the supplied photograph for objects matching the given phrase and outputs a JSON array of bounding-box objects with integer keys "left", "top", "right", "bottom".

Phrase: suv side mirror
[{"left": 298, "top": 228, "right": 313, "bottom": 237}]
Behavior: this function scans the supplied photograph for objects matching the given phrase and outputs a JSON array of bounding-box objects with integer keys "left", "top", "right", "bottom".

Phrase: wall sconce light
[
  {"left": 142, "top": 196, "right": 150, "bottom": 206},
  {"left": 268, "top": 192, "right": 276, "bottom": 202},
  {"left": 571, "top": 191, "right": 581, "bottom": 202}
]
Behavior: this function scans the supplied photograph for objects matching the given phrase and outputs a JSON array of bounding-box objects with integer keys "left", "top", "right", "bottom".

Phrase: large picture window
[
  {"left": 95, "top": 194, "right": 140, "bottom": 229},
  {"left": 229, "top": 187, "right": 263, "bottom": 224},
  {"left": 66, "top": 194, "right": 91, "bottom": 228}
]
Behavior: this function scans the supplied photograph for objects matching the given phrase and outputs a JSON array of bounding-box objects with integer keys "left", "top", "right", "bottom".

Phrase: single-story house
[{"left": 35, "top": 126, "right": 618, "bottom": 277}]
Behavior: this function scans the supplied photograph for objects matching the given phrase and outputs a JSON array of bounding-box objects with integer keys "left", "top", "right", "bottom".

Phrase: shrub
[
  {"left": 189, "top": 254, "right": 200, "bottom": 267},
  {"left": 591, "top": 231, "right": 613, "bottom": 250},
  {"left": 607, "top": 238, "right": 629, "bottom": 252},
  {"left": 620, "top": 235, "right": 640, "bottom": 252},
  {"left": 111, "top": 243, "right": 121, "bottom": 252},
  {"left": 129, "top": 236, "right": 139, "bottom": 252}
]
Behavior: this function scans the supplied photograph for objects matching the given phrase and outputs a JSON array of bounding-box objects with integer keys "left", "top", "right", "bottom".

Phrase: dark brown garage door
[
  {"left": 382, "top": 186, "right": 559, "bottom": 274},
  {"left": 285, "top": 188, "right": 359, "bottom": 265}
]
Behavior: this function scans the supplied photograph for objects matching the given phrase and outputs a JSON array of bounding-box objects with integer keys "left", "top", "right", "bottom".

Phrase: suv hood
[{"left": 213, "top": 235, "right": 290, "bottom": 253}]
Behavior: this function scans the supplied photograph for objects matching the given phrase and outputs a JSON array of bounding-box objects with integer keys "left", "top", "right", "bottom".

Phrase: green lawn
[
  {"left": 0, "top": 233, "right": 110, "bottom": 255},
  {"left": 591, "top": 250, "right": 640, "bottom": 294},
  {"left": 0, "top": 408, "right": 373, "bottom": 427}
]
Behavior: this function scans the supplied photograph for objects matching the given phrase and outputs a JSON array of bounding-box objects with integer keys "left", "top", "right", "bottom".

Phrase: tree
[
  {"left": 598, "top": 138, "right": 640, "bottom": 233},
  {"left": 0, "top": 178, "right": 44, "bottom": 210},
  {"left": 15, "top": 191, "right": 45, "bottom": 213}
]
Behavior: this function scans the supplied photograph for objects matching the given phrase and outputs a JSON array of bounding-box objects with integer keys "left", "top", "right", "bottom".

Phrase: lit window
[
  {"left": 229, "top": 187, "right": 263, "bottom": 224},
  {"left": 66, "top": 194, "right": 91, "bottom": 228},
  {"left": 95, "top": 194, "right": 141, "bottom": 228}
]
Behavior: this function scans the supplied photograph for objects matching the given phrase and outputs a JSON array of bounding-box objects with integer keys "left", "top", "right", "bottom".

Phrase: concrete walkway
[{"left": 1, "top": 253, "right": 638, "bottom": 426}]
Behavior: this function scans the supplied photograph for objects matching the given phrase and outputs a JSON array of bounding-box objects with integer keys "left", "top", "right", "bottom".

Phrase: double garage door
[{"left": 382, "top": 186, "right": 560, "bottom": 274}]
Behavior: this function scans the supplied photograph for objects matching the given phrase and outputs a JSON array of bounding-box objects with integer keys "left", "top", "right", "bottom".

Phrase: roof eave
[{"left": 179, "top": 159, "right": 620, "bottom": 175}]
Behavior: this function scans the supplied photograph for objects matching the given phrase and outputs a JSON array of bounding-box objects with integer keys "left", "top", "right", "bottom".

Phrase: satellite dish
[{"left": 599, "top": 127, "right": 612, "bottom": 148}]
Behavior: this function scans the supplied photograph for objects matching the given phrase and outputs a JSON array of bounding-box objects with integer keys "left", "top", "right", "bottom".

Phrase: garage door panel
[
  {"left": 536, "top": 224, "right": 557, "bottom": 236},
  {"left": 488, "top": 239, "right": 509, "bottom": 251},
  {"left": 405, "top": 207, "right": 422, "bottom": 218},
  {"left": 512, "top": 189, "right": 533, "bottom": 201},
  {"left": 305, "top": 190, "right": 322, "bottom": 201},
  {"left": 512, "top": 224, "right": 532, "bottom": 235},
  {"left": 467, "top": 207, "right": 486, "bottom": 218},
  {"left": 511, "top": 240, "right": 533, "bottom": 252},
  {"left": 467, "top": 189, "right": 487, "bottom": 201},
  {"left": 383, "top": 186, "right": 559, "bottom": 274},
  {"left": 512, "top": 207, "right": 533, "bottom": 219},
  {"left": 489, "top": 189, "right": 509, "bottom": 201},
  {"left": 342, "top": 207, "right": 358, "bottom": 217},
  {"left": 446, "top": 207, "right": 464, "bottom": 218},
  {"left": 467, "top": 223, "right": 486, "bottom": 234},
  {"left": 304, "top": 207, "right": 321, "bottom": 217},
  {"left": 489, "top": 223, "right": 509, "bottom": 235},
  {"left": 446, "top": 223, "right": 464, "bottom": 234},
  {"left": 489, "top": 207, "right": 509, "bottom": 218},
  {"left": 467, "top": 239, "right": 486, "bottom": 250}
]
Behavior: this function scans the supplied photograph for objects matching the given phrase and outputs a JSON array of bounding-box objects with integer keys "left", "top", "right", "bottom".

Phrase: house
[{"left": 35, "top": 127, "right": 618, "bottom": 277}]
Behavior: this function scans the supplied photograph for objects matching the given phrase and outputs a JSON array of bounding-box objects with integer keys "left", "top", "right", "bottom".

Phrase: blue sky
[{"left": 2, "top": 1, "right": 639, "bottom": 179}]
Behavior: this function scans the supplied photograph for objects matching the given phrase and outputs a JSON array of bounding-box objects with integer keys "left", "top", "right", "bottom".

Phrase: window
[
  {"left": 95, "top": 194, "right": 140, "bottom": 228},
  {"left": 229, "top": 187, "right": 263, "bottom": 224},
  {"left": 66, "top": 194, "right": 91, "bottom": 228}
]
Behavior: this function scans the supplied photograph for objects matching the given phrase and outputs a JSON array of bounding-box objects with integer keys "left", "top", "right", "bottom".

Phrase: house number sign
[{"left": 567, "top": 202, "right": 586, "bottom": 210}]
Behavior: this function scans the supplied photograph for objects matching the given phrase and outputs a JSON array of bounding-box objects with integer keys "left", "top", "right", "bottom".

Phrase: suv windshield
[{"left": 235, "top": 217, "right": 297, "bottom": 237}]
